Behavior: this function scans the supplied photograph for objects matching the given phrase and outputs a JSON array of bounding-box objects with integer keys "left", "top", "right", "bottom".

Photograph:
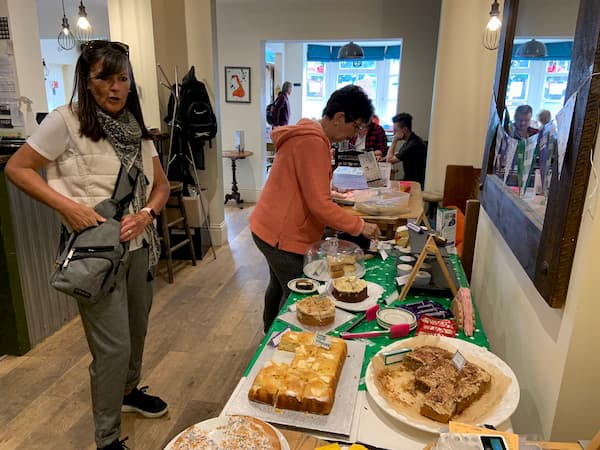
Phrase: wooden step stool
[{"left": 159, "top": 181, "right": 197, "bottom": 282}]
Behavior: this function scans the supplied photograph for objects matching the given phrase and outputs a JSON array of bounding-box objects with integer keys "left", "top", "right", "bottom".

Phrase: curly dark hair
[
  {"left": 322, "top": 85, "right": 374, "bottom": 123},
  {"left": 69, "top": 41, "right": 150, "bottom": 141}
]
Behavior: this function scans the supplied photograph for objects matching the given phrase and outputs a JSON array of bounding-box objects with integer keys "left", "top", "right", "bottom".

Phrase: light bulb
[
  {"left": 77, "top": 16, "right": 90, "bottom": 30},
  {"left": 487, "top": 16, "right": 501, "bottom": 31},
  {"left": 63, "top": 27, "right": 70, "bottom": 35}
]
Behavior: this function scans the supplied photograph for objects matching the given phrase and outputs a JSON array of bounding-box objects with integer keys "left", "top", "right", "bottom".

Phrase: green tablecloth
[{"left": 245, "top": 254, "right": 489, "bottom": 391}]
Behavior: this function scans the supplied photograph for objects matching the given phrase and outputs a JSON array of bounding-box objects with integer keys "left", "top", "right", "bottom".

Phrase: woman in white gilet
[{"left": 6, "top": 41, "right": 170, "bottom": 450}]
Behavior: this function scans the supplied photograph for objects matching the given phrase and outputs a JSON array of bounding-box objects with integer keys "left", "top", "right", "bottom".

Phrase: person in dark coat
[
  {"left": 273, "top": 81, "right": 292, "bottom": 127},
  {"left": 386, "top": 112, "right": 426, "bottom": 187}
]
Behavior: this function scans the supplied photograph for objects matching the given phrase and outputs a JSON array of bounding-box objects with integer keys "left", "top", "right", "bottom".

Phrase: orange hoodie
[{"left": 250, "top": 119, "right": 364, "bottom": 255}]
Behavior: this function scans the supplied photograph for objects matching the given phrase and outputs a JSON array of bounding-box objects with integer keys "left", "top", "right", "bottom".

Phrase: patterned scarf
[{"left": 96, "top": 107, "right": 161, "bottom": 269}]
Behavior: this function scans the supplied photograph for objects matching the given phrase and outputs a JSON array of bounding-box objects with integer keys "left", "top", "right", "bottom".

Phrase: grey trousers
[{"left": 76, "top": 247, "right": 153, "bottom": 448}]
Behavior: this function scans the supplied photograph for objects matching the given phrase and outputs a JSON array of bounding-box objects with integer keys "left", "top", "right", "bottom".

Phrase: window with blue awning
[{"left": 307, "top": 44, "right": 401, "bottom": 62}]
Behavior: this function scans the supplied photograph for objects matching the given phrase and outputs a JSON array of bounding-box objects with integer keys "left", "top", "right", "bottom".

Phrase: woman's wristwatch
[{"left": 141, "top": 207, "right": 156, "bottom": 221}]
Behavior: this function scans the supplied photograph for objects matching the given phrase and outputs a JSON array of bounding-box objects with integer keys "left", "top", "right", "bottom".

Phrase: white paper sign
[
  {"left": 503, "top": 136, "right": 518, "bottom": 183},
  {"left": 520, "top": 134, "right": 539, "bottom": 197},
  {"left": 556, "top": 92, "right": 577, "bottom": 179}
]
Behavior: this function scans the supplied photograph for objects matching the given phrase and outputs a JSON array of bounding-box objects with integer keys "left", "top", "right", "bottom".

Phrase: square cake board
[{"left": 221, "top": 338, "right": 366, "bottom": 438}]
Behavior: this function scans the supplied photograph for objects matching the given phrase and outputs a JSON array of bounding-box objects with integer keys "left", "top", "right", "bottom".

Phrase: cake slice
[
  {"left": 414, "top": 358, "right": 458, "bottom": 393},
  {"left": 302, "top": 375, "right": 335, "bottom": 414},
  {"left": 420, "top": 382, "right": 457, "bottom": 423},
  {"left": 248, "top": 361, "right": 288, "bottom": 406},
  {"left": 403, "top": 345, "right": 453, "bottom": 371},
  {"left": 452, "top": 362, "right": 492, "bottom": 414},
  {"left": 278, "top": 330, "right": 315, "bottom": 352}
]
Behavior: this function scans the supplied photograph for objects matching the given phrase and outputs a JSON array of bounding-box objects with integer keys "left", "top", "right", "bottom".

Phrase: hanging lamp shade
[
  {"left": 483, "top": 0, "right": 501, "bottom": 50},
  {"left": 338, "top": 41, "right": 364, "bottom": 59},
  {"left": 75, "top": 0, "right": 92, "bottom": 42},
  {"left": 515, "top": 39, "right": 548, "bottom": 58},
  {"left": 57, "top": 0, "right": 75, "bottom": 51}
]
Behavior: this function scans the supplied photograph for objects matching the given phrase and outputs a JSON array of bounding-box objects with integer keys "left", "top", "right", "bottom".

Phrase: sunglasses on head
[{"left": 81, "top": 40, "right": 129, "bottom": 56}]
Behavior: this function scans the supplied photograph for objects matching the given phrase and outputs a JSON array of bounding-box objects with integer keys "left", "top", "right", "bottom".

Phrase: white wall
[
  {"left": 515, "top": 0, "right": 579, "bottom": 37},
  {"left": 6, "top": 0, "right": 46, "bottom": 117},
  {"left": 215, "top": 0, "right": 441, "bottom": 202},
  {"left": 284, "top": 42, "right": 303, "bottom": 127}
]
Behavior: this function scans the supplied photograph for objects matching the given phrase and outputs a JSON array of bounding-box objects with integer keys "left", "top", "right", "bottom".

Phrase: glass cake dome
[{"left": 303, "top": 237, "right": 365, "bottom": 282}]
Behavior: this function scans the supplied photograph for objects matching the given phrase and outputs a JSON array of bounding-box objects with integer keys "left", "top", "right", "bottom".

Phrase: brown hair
[{"left": 69, "top": 41, "right": 150, "bottom": 141}]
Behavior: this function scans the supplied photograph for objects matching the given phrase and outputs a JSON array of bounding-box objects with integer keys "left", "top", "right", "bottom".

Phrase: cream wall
[
  {"left": 107, "top": 0, "right": 161, "bottom": 129},
  {"left": 431, "top": 0, "right": 598, "bottom": 441},
  {"left": 425, "top": 0, "right": 499, "bottom": 193},
  {"left": 183, "top": 0, "right": 226, "bottom": 243},
  {"left": 473, "top": 133, "right": 600, "bottom": 440},
  {"left": 215, "top": 0, "right": 441, "bottom": 202}
]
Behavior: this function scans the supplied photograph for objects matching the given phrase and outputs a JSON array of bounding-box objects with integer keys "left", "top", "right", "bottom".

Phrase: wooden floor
[{"left": 0, "top": 205, "right": 269, "bottom": 450}]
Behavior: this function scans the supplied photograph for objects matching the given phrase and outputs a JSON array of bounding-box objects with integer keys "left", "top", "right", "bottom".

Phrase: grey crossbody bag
[{"left": 50, "top": 163, "right": 140, "bottom": 304}]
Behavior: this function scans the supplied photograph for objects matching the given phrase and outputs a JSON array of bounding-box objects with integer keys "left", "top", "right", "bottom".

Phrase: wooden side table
[{"left": 222, "top": 150, "right": 253, "bottom": 208}]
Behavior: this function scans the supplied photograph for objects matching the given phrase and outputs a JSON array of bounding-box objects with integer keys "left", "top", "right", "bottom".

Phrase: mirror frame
[{"left": 480, "top": 0, "right": 600, "bottom": 308}]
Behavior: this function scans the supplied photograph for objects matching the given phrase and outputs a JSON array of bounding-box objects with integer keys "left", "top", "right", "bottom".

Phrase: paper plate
[
  {"left": 164, "top": 415, "right": 289, "bottom": 450},
  {"left": 364, "top": 336, "right": 520, "bottom": 434}
]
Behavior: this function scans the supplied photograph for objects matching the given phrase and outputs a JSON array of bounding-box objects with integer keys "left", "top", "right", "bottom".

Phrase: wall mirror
[{"left": 480, "top": 0, "right": 600, "bottom": 308}]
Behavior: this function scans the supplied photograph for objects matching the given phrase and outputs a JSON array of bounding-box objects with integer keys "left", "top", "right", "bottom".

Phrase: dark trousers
[{"left": 252, "top": 233, "right": 304, "bottom": 332}]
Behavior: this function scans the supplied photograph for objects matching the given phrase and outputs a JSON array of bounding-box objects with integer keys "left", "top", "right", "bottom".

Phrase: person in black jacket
[
  {"left": 386, "top": 112, "right": 426, "bottom": 187},
  {"left": 273, "top": 81, "right": 292, "bottom": 127}
]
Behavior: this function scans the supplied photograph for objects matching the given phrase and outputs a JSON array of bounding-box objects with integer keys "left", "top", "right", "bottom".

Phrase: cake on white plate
[{"left": 331, "top": 276, "right": 368, "bottom": 303}]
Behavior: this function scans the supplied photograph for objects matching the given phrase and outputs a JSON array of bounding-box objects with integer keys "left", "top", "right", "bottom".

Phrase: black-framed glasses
[{"left": 81, "top": 40, "right": 129, "bottom": 56}]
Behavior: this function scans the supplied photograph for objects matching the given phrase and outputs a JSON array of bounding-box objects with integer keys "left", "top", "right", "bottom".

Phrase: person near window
[
  {"left": 537, "top": 109, "right": 552, "bottom": 127},
  {"left": 273, "top": 81, "right": 292, "bottom": 127},
  {"left": 512, "top": 104, "right": 539, "bottom": 139},
  {"left": 349, "top": 114, "right": 388, "bottom": 159},
  {"left": 5, "top": 41, "right": 170, "bottom": 450},
  {"left": 250, "top": 85, "right": 381, "bottom": 333},
  {"left": 386, "top": 112, "right": 426, "bottom": 187}
]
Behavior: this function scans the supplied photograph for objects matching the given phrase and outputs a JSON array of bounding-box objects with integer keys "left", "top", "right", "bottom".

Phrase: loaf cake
[
  {"left": 248, "top": 331, "right": 347, "bottom": 414},
  {"left": 375, "top": 345, "right": 492, "bottom": 423},
  {"left": 170, "top": 415, "right": 281, "bottom": 450},
  {"left": 296, "top": 295, "right": 336, "bottom": 326},
  {"left": 331, "top": 276, "right": 368, "bottom": 303},
  {"left": 327, "top": 255, "right": 356, "bottom": 279}
]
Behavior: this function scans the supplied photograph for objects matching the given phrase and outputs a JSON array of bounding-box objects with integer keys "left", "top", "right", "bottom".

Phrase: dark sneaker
[
  {"left": 98, "top": 436, "right": 129, "bottom": 450},
  {"left": 121, "top": 386, "right": 168, "bottom": 418}
]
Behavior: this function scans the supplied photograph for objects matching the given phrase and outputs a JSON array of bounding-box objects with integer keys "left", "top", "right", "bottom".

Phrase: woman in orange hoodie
[{"left": 250, "top": 85, "right": 381, "bottom": 332}]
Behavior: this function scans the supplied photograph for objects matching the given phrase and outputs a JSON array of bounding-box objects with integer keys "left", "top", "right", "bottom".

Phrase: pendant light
[
  {"left": 483, "top": 0, "right": 501, "bottom": 50},
  {"left": 515, "top": 39, "right": 548, "bottom": 58},
  {"left": 338, "top": 42, "right": 364, "bottom": 59},
  {"left": 57, "top": 0, "right": 75, "bottom": 50},
  {"left": 76, "top": 0, "right": 92, "bottom": 42}
]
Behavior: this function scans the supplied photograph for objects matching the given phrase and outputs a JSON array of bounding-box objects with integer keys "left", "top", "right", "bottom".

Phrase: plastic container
[
  {"left": 353, "top": 188, "right": 410, "bottom": 215},
  {"left": 303, "top": 237, "right": 365, "bottom": 282}
]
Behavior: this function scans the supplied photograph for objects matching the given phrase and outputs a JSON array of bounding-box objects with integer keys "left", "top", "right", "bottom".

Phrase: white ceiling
[{"left": 36, "top": 0, "right": 110, "bottom": 40}]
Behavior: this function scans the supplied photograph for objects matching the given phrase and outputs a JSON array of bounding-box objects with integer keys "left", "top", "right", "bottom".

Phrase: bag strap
[{"left": 111, "top": 160, "right": 141, "bottom": 206}]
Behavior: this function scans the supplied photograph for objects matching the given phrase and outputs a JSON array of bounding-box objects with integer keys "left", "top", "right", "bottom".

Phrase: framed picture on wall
[{"left": 225, "top": 66, "right": 251, "bottom": 103}]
